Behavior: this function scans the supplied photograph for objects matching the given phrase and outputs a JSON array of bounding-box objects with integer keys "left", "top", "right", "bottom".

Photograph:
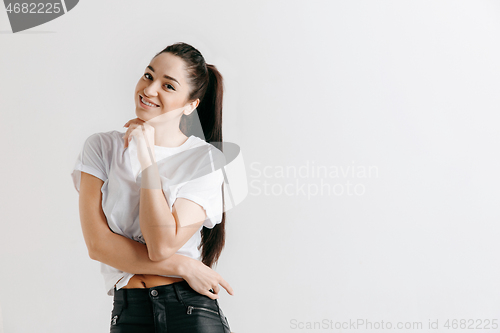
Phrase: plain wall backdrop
[{"left": 1, "top": 0, "right": 499, "bottom": 332}]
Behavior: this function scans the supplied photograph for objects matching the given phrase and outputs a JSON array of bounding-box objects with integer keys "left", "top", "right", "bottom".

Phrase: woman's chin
[
  {"left": 133, "top": 111, "right": 148, "bottom": 122},
  {"left": 135, "top": 108, "right": 151, "bottom": 118}
]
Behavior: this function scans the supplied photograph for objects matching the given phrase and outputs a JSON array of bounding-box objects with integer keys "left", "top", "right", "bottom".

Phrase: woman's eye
[{"left": 143, "top": 73, "right": 174, "bottom": 91}]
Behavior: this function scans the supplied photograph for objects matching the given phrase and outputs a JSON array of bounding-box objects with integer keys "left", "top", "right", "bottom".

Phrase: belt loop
[{"left": 173, "top": 283, "right": 186, "bottom": 307}]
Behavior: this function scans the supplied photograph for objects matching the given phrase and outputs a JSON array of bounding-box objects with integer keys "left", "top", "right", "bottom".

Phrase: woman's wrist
[
  {"left": 141, "top": 159, "right": 162, "bottom": 189},
  {"left": 169, "top": 254, "right": 192, "bottom": 278}
]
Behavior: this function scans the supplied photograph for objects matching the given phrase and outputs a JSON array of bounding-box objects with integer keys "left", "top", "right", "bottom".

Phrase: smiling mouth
[{"left": 140, "top": 95, "right": 159, "bottom": 107}]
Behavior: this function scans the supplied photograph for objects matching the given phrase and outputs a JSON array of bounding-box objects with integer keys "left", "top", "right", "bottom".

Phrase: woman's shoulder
[
  {"left": 97, "top": 130, "right": 124, "bottom": 140},
  {"left": 188, "top": 136, "right": 224, "bottom": 152},
  {"left": 181, "top": 137, "right": 226, "bottom": 177},
  {"left": 85, "top": 130, "right": 125, "bottom": 152},
  {"left": 188, "top": 135, "right": 209, "bottom": 147},
  {"left": 85, "top": 130, "right": 124, "bottom": 147}
]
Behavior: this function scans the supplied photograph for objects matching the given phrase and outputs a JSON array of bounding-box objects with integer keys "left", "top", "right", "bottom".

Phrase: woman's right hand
[{"left": 177, "top": 256, "right": 234, "bottom": 300}]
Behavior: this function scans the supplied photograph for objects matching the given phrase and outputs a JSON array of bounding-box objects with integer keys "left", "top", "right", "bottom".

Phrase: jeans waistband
[{"left": 113, "top": 279, "right": 195, "bottom": 302}]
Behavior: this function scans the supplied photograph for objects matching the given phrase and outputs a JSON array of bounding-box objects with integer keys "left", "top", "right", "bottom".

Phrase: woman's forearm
[
  {"left": 140, "top": 163, "right": 178, "bottom": 260},
  {"left": 91, "top": 229, "right": 187, "bottom": 277}
]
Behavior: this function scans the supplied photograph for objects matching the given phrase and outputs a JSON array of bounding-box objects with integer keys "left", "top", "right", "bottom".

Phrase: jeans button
[{"left": 151, "top": 289, "right": 158, "bottom": 296}]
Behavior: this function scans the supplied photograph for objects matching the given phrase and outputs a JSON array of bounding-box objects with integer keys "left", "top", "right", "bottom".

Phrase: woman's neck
[{"left": 154, "top": 130, "right": 188, "bottom": 148}]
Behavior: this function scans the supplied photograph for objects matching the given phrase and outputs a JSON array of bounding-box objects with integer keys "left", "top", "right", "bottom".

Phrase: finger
[
  {"left": 203, "top": 289, "right": 219, "bottom": 300},
  {"left": 124, "top": 120, "right": 131, "bottom": 127},
  {"left": 122, "top": 134, "right": 128, "bottom": 148},
  {"left": 143, "top": 122, "right": 155, "bottom": 133},
  {"left": 213, "top": 285, "right": 220, "bottom": 295},
  {"left": 130, "top": 124, "right": 140, "bottom": 133},
  {"left": 125, "top": 118, "right": 142, "bottom": 129},
  {"left": 124, "top": 137, "right": 131, "bottom": 149},
  {"left": 125, "top": 117, "right": 142, "bottom": 126},
  {"left": 219, "top": 278, "right": 234, "bottom": 296},
  {"left": 125, "top": 129, "right": 135, "bottom": 148},
  {"left": 130, "top": 124, "right": 142, "bottom": 136}
]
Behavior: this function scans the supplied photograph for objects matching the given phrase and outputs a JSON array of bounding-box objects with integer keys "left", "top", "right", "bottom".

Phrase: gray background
[{"left": 1, "top": 0, "right": 499, "bottom": 332}]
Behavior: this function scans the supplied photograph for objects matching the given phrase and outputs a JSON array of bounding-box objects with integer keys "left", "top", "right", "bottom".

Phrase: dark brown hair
[{"left": 154, "top": 42, "right": 225, "bottom": 268}]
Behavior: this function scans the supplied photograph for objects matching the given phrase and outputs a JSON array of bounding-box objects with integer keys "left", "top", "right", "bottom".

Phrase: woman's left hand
[{"left": 123, "top": 118, "right": 156, "bottom": 169}]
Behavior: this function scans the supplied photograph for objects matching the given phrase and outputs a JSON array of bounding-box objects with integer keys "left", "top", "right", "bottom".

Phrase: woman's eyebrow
[{"left": 147, "top": 65, "right": 181, "bottom": 86}]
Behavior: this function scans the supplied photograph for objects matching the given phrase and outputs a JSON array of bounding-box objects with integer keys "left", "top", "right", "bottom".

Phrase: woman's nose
[{"left": 143, "top": 82, "right": 159, "bottom": 97}]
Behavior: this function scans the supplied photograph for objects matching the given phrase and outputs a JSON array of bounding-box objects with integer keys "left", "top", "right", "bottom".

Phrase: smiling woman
[{"left": 71, "top": 42, "right": 233, "bottom": 333}]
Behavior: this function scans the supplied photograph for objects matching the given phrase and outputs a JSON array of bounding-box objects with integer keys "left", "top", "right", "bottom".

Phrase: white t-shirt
[{"left": 71, "top": 130, "right": 225, "bottom": 296}]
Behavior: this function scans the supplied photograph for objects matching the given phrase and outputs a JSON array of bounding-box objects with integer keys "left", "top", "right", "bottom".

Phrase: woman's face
[{"left": 134, "top": 52, "right": 198, "bottom": 122}]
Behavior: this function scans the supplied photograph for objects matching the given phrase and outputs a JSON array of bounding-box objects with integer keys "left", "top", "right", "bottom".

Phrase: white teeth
[{"left": 141, "top": 96, "right": 157, "bottom": 107}]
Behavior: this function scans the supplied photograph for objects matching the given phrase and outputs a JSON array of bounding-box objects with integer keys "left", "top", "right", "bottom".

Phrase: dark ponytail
[{"left": 154, "top": 42, "right": 226, "bottom": 268}]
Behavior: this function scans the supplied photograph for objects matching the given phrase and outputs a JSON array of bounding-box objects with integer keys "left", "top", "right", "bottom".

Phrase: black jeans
[{"left": 110, "top": 280, "right": 231, "bottom": 333}]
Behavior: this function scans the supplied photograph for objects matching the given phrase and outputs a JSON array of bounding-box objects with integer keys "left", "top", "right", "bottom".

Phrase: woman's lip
[{"left": 139, "top": 95, "right": 159, "bottom": 109}]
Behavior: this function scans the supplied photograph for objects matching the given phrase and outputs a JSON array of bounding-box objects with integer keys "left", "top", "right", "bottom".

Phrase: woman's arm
[
  {"left": 124, "top": 121, "right": 207, "bottom": 261},
  {"left": 140, "top": 173, "right": 206, "bottom": 261},
  {"left": 91, "top": 226, "right": 188, "bottom": 277},
  {"left": 78, "top": 171, "right": 233, "bottom": 298},
  {"left": 79, "top": 171, "right": 184, "bottom": 275}
]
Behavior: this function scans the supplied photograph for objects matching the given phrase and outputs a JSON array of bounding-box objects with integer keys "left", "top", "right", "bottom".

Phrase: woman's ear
[{"left": 184, "top": 99, "right": 200, "bottom": 115}]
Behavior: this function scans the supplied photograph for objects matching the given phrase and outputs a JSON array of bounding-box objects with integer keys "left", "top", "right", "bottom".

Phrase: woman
[{"left": 72, "top": 42, "right": 233, "bottom": 332}]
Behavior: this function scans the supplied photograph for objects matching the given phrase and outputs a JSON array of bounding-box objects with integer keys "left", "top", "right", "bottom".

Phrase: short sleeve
[
  {"left": 175, "top": 160, "right": 224, "bottom": 229},
  {"left": 71, "top": 133, "right": 108, "bottom": 192}
]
